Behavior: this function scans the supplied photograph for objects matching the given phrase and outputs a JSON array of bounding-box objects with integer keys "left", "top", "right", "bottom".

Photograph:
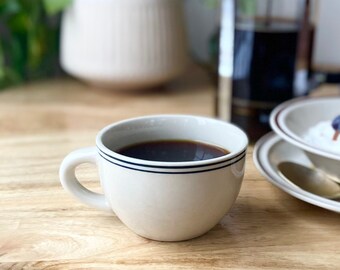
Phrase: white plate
[{"left": 253, "top": 132, "right": 340, "bottom": 213}]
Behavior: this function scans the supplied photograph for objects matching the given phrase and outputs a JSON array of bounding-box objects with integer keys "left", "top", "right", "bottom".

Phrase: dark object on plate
[{"left": 331, "top": 115, "right": 340, "bottom": 141}]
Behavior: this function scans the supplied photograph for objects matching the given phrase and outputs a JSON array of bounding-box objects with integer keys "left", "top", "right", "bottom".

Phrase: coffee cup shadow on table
[{"left": 59, "top": 115, "right": 248, "bottom": 241}]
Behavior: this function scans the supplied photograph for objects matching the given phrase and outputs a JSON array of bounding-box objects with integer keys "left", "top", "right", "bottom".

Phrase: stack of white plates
[{"left": 253, "top": 97, "right": 340, "bottom": 213}]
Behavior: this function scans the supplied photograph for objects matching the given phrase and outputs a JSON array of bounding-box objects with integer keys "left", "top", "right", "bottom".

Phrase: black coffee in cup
[{"left": 117, "top": 140, "right": 229, "bottom": 162}]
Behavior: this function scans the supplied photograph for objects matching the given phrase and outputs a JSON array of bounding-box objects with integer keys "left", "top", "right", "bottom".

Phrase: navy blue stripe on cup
[
  {"left": 97, "top": 147, "right": 247, "bottom": 169},
  {"left": 98, "top": 152, "right": 246, "bottom": 174}
]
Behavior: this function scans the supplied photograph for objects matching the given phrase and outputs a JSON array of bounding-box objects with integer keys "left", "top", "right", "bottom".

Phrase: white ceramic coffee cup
[{"left": 59, "top": 115, "right": 248, "bottom": 241}]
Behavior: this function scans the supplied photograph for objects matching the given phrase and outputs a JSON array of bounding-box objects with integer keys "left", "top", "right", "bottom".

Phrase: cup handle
[{"left": 59, "top": 147, "right": 111, "bottom": 212}]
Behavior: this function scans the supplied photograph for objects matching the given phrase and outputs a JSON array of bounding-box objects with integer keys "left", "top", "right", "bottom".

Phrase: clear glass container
[{"left": 217, "top": 0, "right": 313, "bottom": 141}]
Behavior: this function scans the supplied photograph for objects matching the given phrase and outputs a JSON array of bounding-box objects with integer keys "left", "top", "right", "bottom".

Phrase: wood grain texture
[{"left": 0, "top": 68, "right": 339, "bottom": 270}]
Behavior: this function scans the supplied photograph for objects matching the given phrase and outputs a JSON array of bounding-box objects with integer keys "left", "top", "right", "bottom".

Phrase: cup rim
[
  {"left": 95, "top": 114, "right": 248, "bottom": 168},
  {"left": 270, "top": 96, "right": 340, "bottom": 161}
]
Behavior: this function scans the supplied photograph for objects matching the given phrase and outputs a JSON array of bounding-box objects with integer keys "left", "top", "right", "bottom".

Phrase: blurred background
[
  {"left": 0, "top": 0, "right": 63, "bottom": 88},
  {"left": 1, "top": 0, "right": 340, "bottom": 140}
]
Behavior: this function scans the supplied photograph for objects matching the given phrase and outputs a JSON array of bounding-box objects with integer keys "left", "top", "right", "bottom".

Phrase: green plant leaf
[
  {"left": 43, "top": 0, "right": 71, "bottom": 15},
  {"left": 0, "top": 0, "right": 21, "bottom": 17},
  {"left": 0, "top": 39, "right": 22, "bottom": 89},
  {"left": 0, "top": 40, "right": 5, "bottom": 81},
  {"left": 0, "top": 0, "right": 63, "bottom": 89},
  {"left": 8, "top": 13, "right": 29, "bottom": 33}
]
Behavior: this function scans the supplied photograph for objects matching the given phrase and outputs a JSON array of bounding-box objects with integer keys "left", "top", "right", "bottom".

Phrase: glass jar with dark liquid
[
  {"left": 232, "top": 21, "right": 299, "bottom": 140},
  {"left": 217, "top": 0, "right": 313, "bottom": 141}
]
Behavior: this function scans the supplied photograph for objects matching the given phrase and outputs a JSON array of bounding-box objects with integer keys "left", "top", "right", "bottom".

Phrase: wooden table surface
[{"left": 0, "top": 68, "right": 339, "bottom": 269}]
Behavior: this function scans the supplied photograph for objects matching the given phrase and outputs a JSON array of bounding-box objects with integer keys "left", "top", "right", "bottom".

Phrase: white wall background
[
  {"left": 183, "top": 0, "right": 220, "bottom": 63},
  {"left": 313, "top": 0, "right": 340, "bottom": 71}
]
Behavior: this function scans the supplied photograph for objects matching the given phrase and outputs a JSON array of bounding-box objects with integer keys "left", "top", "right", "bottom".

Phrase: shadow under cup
[{"left": 96, "top": 115, "right": 248, "bottom": 241}]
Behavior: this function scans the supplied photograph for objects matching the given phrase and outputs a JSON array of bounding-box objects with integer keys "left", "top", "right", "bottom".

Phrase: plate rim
[{"left": 253, "top": 132, "right": 340, "bottom": 213}]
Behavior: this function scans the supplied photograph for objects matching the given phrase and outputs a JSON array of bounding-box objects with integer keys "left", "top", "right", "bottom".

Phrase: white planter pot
[{"left": 60, "top": 0, "right": 188, "bottom": 90}]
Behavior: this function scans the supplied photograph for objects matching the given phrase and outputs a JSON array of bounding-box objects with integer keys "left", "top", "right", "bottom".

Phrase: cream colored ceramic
[
  {"left": 254, "top": 133, "right": 340, "bottom": 213},
  {"left": 59, "top": 115, "right": 248, "bottom": 241},
  {"left": 60, "top": 0, "right": 188, "bottom": 90},
  {"left": 270, "top": 97, "right": 340, "bottom": 183}
]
